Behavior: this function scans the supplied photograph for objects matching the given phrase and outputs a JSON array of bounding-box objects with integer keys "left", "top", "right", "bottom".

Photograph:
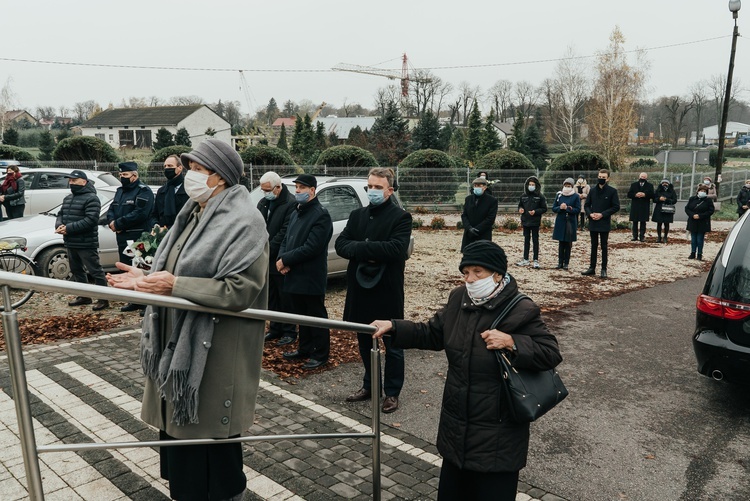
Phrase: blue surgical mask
[
  {"left": 295, "top": 192, "right": 310, "bottom": 203},
  {"left": 367, "top": 189, "right": 385, "bottom": 206},
  {"left": 473, "top": 187, "right": 483, "bottom": 196},
  {"left": 263, "top": 190, "right": 277, "bottom": 201},
  {"left": 528, "top": 185, "right": 536, "bottom": 192}
]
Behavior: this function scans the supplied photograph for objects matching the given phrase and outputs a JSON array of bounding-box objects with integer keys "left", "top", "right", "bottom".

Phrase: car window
[
  {"left": 317, "top": 185, "right": 362, "bottom": 222},
  {"left": 713, "top": 217, "right": 750, "bottom": 303},
  {"left": 21, "top": 172, "right": 35, "bottom": 186},
  {"left": 97, "top": 173, "right": 121, "bottom": 186},
  {"left": 37, "top": 173, "right": 69, "bottom": 189}
]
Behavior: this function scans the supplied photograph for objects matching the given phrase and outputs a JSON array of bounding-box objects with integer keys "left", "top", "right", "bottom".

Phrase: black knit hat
[{"left": 459, "top": 241, "right": 508, "bottom": 275}]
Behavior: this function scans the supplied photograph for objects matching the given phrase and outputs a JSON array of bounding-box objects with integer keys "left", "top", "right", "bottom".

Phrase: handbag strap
[{"left": 490, "top": 293, "right": 530, "bottom": 330}]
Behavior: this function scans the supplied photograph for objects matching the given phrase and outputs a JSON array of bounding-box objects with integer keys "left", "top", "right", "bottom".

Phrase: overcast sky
[{"left": 2, "top": 0, "right": 748, "bottom": 117}]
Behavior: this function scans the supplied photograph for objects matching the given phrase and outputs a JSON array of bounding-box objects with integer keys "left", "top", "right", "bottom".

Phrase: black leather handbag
[{"left": 491, "top": 294, "right": 569, "bottom": 423}]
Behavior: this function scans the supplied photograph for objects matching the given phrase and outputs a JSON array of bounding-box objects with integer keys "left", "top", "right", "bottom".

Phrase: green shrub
[
  {"left": 429, "top": 216, "right": 446, "bottom": 229},
  {"left": 475, "top": 150, "right": 534, "bottom": 171},
  {"left": 0, "top": 145, "right": 35, "bottom": 161},
  {"left": 413, "top": 206, "right": 429, "bottom": 214},
  {"left": 502, "top": 217, "right": 519, "bottom": 230},
  {"left": 240, "top": 145, "right": 295, "bottom": 166},
  {"left": 629, "top": 158, "right": 658, "bottom": 169},
  {"left": 53, "top": 136, "right": 120, "bottom": 162},
  {"left": 542, "top": 218, "right": 553, "bottom": 229},
  {"left": 399, "top": 149, "right": 459, "bottom": 204},
  {"left": 456, "top": 220, "right": 464, "bottom": 230},
  {"left": 315, "top": 145, "right": 378, "bottom": 172},
  {"left": 151, "top": 145, "right": 192, "bottom": 163},
  {"left": 709, "top": 149, "right": 727, "bottom": 168},
  {"left": 412, "top": 218, "right": 424, "bottom": 229},
  {"left": 544, "top": 149, "right": 609, "bottom": 194}
]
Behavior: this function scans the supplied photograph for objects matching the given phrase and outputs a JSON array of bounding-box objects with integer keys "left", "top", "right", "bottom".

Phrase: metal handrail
[{"left": 0, "top": 271, "right": 382, "bottom": 501}]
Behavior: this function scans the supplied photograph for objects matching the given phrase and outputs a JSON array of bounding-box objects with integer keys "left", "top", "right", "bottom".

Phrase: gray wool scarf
[{"left": 140, "top": 184, "right": 267, "bottom": 426}]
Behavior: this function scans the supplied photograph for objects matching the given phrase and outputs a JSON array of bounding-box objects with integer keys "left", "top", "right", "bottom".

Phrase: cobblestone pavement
[{"left": 0, "top": 328, "right": 567, "bottom": 500}]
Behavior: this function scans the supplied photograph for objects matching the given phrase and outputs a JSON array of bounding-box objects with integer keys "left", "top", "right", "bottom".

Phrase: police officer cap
[{"left": 118, "top": 162, "right": 138, "bottom": 172}]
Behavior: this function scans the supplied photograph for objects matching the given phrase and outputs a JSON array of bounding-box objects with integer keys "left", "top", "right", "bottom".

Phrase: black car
[{"left": 694, "top": 211, "right": 750, "bottom": 383}]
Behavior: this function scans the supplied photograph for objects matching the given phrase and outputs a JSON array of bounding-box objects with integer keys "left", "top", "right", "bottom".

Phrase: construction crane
[
  {"left": 332, "top": 53, "right": 431, "bottom": 97},
  {"left": 310, "top": 102, "right": 326, "bottom": 122}
]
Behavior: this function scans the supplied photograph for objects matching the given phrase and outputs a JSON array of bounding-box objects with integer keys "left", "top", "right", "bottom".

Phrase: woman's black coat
[
  {"left": 685, "top": 196, "right": 715, "bottom": 234},
  {"left": 651, "top": 183, "right": 677, "bottom": 223},
  {"left": 460, "top": 191, "right": 498, "bottom": 251},
  {"left": 392, "top": 277, "right": 562, "bottom": 473}
]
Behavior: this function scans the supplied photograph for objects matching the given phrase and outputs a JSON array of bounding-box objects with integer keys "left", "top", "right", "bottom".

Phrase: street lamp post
[{"left": 715, "top": 0, "right": 742, "bottom": 196}]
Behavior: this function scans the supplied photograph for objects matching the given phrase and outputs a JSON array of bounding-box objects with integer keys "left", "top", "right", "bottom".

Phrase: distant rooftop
[{"left": 80, "top": 105, "right": 205, "bottom": 127}]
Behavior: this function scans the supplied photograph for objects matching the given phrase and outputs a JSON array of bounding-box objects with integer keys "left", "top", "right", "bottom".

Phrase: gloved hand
[{"left": 470, "top": 227, "right": 480, "bottom": 236}]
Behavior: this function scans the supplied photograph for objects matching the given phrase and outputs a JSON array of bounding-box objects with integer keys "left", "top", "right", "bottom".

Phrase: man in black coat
[
  {"left": 55, "top": 170, "right": 108, "bottom": 311},
  {"left": 257, "top": 171, "right": 298, "bottom": 346},
  {"left": 335, "top": 168, "right": 412, "bottom": 413},
  {"left": 626, "top": 172, "right": 654, "bottom": 241},
  {"left": 277, "top": 174, "right": 333, "bottom": 370},
  {"left": 583, "top": 169, "right": 620, "bottom": 279},
  {"left": 460, "top": 177, "right": 498, "bottom": 251},
  {"left": 152, "top": 154, "right": 189, "bottom": 228}
]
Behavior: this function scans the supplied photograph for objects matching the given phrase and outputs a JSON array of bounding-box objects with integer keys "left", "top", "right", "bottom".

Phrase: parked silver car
[
  {"left": 248, "top": 175, "right": 414, "bottom": 277},
  {"left": 0, "top": 167, "right": 121, "bottom": 217}
]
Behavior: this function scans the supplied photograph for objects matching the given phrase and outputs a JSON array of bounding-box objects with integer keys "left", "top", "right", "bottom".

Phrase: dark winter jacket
[
  {"left": 685, "top": 196, "right": 715, "bottom": 234},
  {"left": 627, "top": 179, "right": 655, "bottom": 222},
  {"left": 551, "top": 191, "right": 580, "bottom": 242},
  {"left": 585, "top": 183, "right": 620, "bottom": 232},
  {"left": 2, "top": 177, "right": 25, "bottom": 207},
  {"left": 517, "top": 176, "right": 547, "bottom": 228},
  {"left": 392, "top": 276, "right": 562, "bottom": 473},
  {"left": 461, "top": 191, "right": 498, "bottom": 251},
  {"left": 55, "top": 181, "right": 101, "bottom": 249},
  {"left": 152, "top": 172, "right": 189, "bottom": 227},
  {"left": 737, "top": 186, "right": 750, "bottom": 216},
  {"left": 335, "top": 199, "right": 412, "bottom": 323},
  {"left": 257, "top": 184, "right": 296, "bottom": 275},
  {"left": 652, "top": 183, "right": 677, "bottom": 223},
  {"left": 278, "top": 196, "right": 333, "bottom": 296},
  {"left": 107, "top": 181, "right": 155, "bottom": 243}
]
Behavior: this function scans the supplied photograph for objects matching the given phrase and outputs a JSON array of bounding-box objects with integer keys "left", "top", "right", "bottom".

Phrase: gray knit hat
[
  {"left": 181, "top": 138, "right": 243, "bottom": 186},
  {"left": 563, "top": 177, "right": 575, "bottom": 186}
]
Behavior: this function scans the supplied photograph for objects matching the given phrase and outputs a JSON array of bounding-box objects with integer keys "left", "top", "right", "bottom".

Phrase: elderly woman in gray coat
[{"left": 108, "top": 139, "right": 268, "bottom": 501}]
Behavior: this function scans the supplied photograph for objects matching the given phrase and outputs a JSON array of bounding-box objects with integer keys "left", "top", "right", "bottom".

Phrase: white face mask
[
  {"left": 184, "top": 170, "right": 218, "bottom": 204},
  {"left": 562, "top": 186, "right": 574, "bottom": 196},
  {"left": 465, "top": 274, "right": 499, "bottom": 300}
]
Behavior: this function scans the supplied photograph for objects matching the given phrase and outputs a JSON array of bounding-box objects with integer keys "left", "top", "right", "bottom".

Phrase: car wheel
[{"left": 36, "top": 247, "right": 72, "bottom": 280}]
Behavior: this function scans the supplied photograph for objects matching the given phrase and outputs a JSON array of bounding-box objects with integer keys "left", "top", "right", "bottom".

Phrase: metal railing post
[
  {"left": 370, "top": 337, "right": 382, "bottom": 500},
  {"left": 1, "top": 286, "right": 44, "bottom": 500}
]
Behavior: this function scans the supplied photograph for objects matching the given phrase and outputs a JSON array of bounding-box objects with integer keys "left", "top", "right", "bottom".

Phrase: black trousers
[
  {"left": 5, "top": 204, "right": 24, "bottom": 219},
  {"left": 290, "top": 293, "right": 330, "bottom": 362},
  {"left": 67, "top": 247, "right": 107, "bottom": 289},
  {"left": 557, "top": 241, "right": 572, "bottom": 265},
  {"left": 268, "top": 273, "right": 297, "bottom": 338},
  {"left": 589, "top": 231, "right": 609, "bottom": 269},
  {"left": 656, "top": 222, "right": 671, "bottom": 238},
  {"left": 632, "top": 220, "right": 647, "bottom": 239},
  {"left": 522, "top": 226, "right": 540, "bottom": 260},
  {"left": 437, "top": 460, "right": 519, "bottom": 501},
  {"left": 357, "top": 333, "right": 404, "bottom": 397}
]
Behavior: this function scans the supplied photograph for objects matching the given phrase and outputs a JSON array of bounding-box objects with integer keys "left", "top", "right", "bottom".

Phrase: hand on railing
[{"left": 370, "top": 320, "right": 393, "bottom": 339}]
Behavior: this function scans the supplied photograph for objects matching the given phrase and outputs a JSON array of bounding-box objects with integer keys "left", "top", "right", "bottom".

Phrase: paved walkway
[{"left": 0, "top": 328, "right": 567, "bottom": 500}]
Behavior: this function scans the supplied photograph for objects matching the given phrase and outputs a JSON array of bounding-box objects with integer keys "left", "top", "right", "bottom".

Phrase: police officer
[{"left": 107, "top": 161, "right": 154, "bottom": 312}]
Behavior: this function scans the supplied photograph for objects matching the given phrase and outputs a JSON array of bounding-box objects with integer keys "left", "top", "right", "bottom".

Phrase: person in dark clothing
[
  {"left": 627, "top": 172, "right": 654, "bottom": 241},
  {"left": 55, "top": 170, "right": 108, "bottom": 311},
  {"left": 737, "top": 179, "right": 750, "bottom": 217},
  {"left": 369, "top": 241, "right": 562, "bottom": 501},
  {"left": 152, "top": 154, "right": 189, "bottom": 228},
  {"left": 257, "top": 171, "right": 298, "bottom": 346},
  {"left": 336, "top": 167, "right": 412, "bottom": 414},
  {"left": 652, "top": 179, "right": 677, "bottom": 243},
  {"left": 278, "top": 174, "right": 333, "bottom": 370},
  {"left": 551, "top": 178, "right": 581, "bottom": 270},
  {"left": 107, "top": 161, "right": 155, "bottom": 312},
  {"left": 583, "top": 169, "right": 620, "bottom": 279},
  {"left": 516, "top": 176, "right": 547, "bottom": 269},
  {"left": 685, "top": 184, "right": 715, "bottom": 261},
  {"left": 1, "top": 164, "right": 26, "bottom": 219},
  {"left": 461, "top": 177, "right": 498, "bottom": 251}
]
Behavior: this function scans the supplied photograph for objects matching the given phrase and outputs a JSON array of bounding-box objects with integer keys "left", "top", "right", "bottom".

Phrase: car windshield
[{"left": 44, "top": 191, "right": 115, "bottom": 217}]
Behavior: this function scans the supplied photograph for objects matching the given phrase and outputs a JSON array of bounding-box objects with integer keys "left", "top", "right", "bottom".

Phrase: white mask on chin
[{"left": 184, "top": 170, "right": 218, "bottom": 203}]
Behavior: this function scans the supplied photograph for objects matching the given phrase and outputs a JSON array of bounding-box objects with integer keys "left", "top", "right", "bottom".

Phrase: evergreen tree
[
  {"left": 266, "top": 98, "right": 279, "bottom": 125},
  {"left": 56, "top": 128, "right": 70, "bottom": 142},
  {"left": 175, "top": 127, "right": 191, "bottom": 147},
  {"left": 153, "top": 127, "right": 175, "bottom": 150},
  {"left": 290, "top": 115, "right": 304, "bottom": 155},
  {"left": 369, "top": 101, "right": 411, "bottom": 166},
  {"left": 464, "top": 102, "right": 483, "bottom": 162},
  {"left": 479, "top": 110, "right": 501, "bottom": 156},
  {"left": 347, "top": 126, "right": 368, "bottom": 149},
  {"left": 214, "top": 99, "right": 225, "bottom": 119},
  {"left": 524, "top": 111, "right": 550, "bottom": 171},
  {"left": 315, "top": 121, "right": 327, "bottom": 149},
  {"left": 38, "top": 130, "right": 55, "bottom": 161},
  {"left": 411, "top": 110, "right": 441, "bottom": 150},
  {"left": 290, "top": 114, "right": 317, "bottom": 164},
  {"left": 507, "top": 110, "right": 528, "bottom": 155},
  {"left": 2, "top": 127, "right": 19, "bottom": 146},
  {"left": 437, "top": 123, "right": 454, "bottom": 151},
  {"left": 204, "top": 127, "right": 216, "bottom": 137},
  {"left": 277, "top": 123, "right": 288, "bottom": 150}
]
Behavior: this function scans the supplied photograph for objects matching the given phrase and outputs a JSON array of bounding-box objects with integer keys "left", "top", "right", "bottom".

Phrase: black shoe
[
  {"left": 283, "top": 350, "right": 306, "bottom": 360},
  {"left": 120, "top": 303, "right": 145, "bottom": 312},
  {"left": 639, "top": 237, "right": 645, "bottom": 242},
  {"left": 657, "top": 237, "right": 662, "bottom": 243},
  {"left": 92, "top": 300, "right": 109, "bottom": 311},
  {"left": 382, "top": 396, "right": 399, "bottom": 414},
  {"left": 276, "top": 336, "right": 296, "bottom": 346},
  {"left": 688, "top": 253, "right": 696, "bottom": 260},
  {"left": 664, "top": 236, "right": 668, "bottom": 244},
  {"left": 346, "top": 388, "right": 372, "bottom": 402},
  {"left": 631, "top": 237, "right": 638, "bottom": 241},
  {"left": 697, "top": 254, "right": 703, "bottom": 261},
  {"left": 562, "top": 263, "right": 569, "bottom": 270},
  {"left": 555, "top": 262, "right": 563, "bottom": 269},
  {"left": 600, "top": 269, "right": 608, "bottom": 279},
  {"left": 581, "top": 268, "right": 596, "bottom": 276},
  {"left": 264, "top": 332, "right": 282, "bottom": 342},
  {"left": 68, "top": 296, "right": 92, "bottom": 307},
  {"left": 302, "top": 359, "right": 326, "bottom": 370}
]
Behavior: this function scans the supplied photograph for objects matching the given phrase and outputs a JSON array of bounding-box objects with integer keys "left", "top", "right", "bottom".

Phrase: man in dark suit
[
  {"left": 152, "top": 154, "right": 189, "bottom": 228},
  {"left": 257, "top": 171, "right": 298, "bottom": 346},
  {"left": 583, "top": 169, "right": 620, "bottom": 279},
  {"left": 460, "top": 177, "right": 498, "bottom": 251},
  {"left": 277, "top": 174, "right": 333, "bottom": 370},
  {"left": 627, "top": 172, "right": 654, "bottom": 242},
  {"left": 335, "top": 167, "right": 412, "bottom": 414}
]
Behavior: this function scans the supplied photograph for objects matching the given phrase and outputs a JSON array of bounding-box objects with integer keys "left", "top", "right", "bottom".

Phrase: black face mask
[
  {"left": 164, "top": 168, "right": 178, "bottom": 180},
  {"left": 120, "top": 177, "right": 132, "bottom": 188},
  {"left": 70, "top": 184, "right": 85, "bottom": 194},
  {"left": 598, "top": 178, "right": 607, "bottom": 186}
]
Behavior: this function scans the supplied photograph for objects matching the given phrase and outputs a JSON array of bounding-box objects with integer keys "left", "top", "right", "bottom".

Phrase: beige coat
[{"left": 141, "top": 243, "right": 269, "bottom": 439}]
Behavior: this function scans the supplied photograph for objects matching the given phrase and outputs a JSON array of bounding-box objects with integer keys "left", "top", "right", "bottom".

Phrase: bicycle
[{"left": 0, "top": 240, "right": 36, "bottom": 310}]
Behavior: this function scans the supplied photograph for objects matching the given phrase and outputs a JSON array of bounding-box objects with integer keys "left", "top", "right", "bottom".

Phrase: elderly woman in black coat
[
  {"left": 370, "top": 241, "right": 562, "bottom": 501},
  {"left": 652, "top": 179, "right": 677, "bottom": 243},
  {"left": 685, "top": 184, "right": 715, "bottom": 261}
]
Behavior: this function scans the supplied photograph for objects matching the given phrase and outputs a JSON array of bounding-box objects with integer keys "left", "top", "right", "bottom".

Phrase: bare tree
[
  {"left": 373, "top": 85, "right": 401, "bottom": 116},
  {"left": 148, "top": 96, "right": 162, "bottom": 107},
  {"left": 661, "top": 96, "right": 695, "bottom": 146},
  {"left": 410, "top": 69, "right": 444, "bottom": 116},
  {"left": 547, "top": 47, "right": 590, "bottom": 151},
  {"left": 35, "top": 106, "right": 56, "bottom": 120},
  {"left": 708, "top": 74, "right": 744, "bottom": 129},
  {"left": 167, "top": 95, "right": 205, "bottom": 106},
  {"left": 514, "top": 81, "right": 540, "bottom": 120},
  {"left": 0, "top": 77, "right": 18, "bottom": 138},
  {"left": 73, "top": 100, "right": 98, "bottom": 122},
  {"left": 458, "top": 81, "right": 481, "bottom": 125},
  {"left": 688, "top": 82, "right": 709, "bottom": 144},
  {"left": 58, "top": 105, "right": 70, "bottom": 118},
  {"left": 447, "top": 97, "right": 462, "bottom": 125},
  {"left": 434, "top": 80, "right": 453, "bottom": 118},
  {"left": 487, "top": 79, "right": 513, "bottom": 122},
  {"left": 127, "top": 96, "right": 147, "bottom": 108}
]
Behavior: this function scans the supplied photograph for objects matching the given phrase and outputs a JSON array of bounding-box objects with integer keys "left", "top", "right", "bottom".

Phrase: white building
[
  {"left": 701, "top": 121, "right": 750, "bottom": 143},
  {"left": 79, "top": 105, "right": 231, "bottom": 149}
]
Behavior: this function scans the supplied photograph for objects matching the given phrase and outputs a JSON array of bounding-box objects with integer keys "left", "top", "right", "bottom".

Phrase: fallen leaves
[
  {"left": 261, "top": 329, "right": 362, "bottom": 380},
  {"left": 0, "top": 314, "right": 122, "bottom": 351}
]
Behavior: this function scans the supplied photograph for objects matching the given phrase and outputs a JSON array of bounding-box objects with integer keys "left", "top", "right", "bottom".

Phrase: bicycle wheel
[{"left": 0, "top": 253, "right": 36, "bottom": 310}]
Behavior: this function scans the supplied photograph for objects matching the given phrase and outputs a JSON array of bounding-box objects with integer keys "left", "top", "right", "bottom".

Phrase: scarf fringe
[
  {"left": 140, "top": 349, "right": 161, "bottom": 382},
  {"left": 161, "top": 369, "right": 200, "bottom": 426}
]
